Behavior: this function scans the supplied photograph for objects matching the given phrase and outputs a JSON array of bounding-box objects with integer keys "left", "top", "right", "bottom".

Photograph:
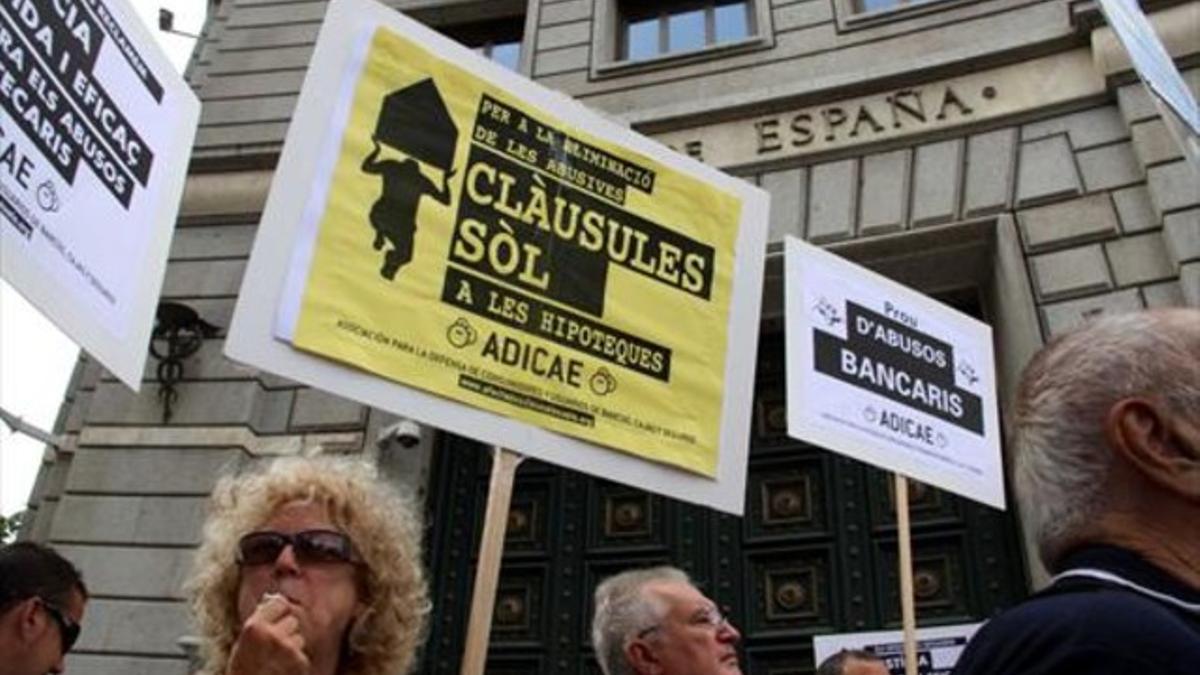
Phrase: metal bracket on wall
[{"left": 149, "top": 302, "right": 220, "bottom": 424}]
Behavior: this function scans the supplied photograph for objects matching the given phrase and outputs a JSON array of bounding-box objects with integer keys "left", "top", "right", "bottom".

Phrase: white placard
[
  {"left": 784, "top": 237, "right": 1004, "bottom": 509},
  {"left": 813, "top": 623, "right": 983, "bottom": 675},
  {"left": 225, "top": 0, "right": 768, "bottom": 515},
  {"left": 0, "top": 0, "right": 200, "bottom": 389},
  {"left": 1097, "top": 0, "right": 1199, "bottom": 135}
]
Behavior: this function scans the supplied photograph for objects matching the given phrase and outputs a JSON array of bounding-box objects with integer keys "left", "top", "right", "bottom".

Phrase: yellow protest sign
[
  {"left": 289, "top": 26, "right": 744, "bottom": 477},
  {"left": 226, "top": 0, "right": 768, "bottom": 513}
]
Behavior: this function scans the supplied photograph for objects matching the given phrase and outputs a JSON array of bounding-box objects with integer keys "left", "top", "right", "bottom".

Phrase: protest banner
[
  {"left": 227, "top": 0, "right": 767, "bottom": 515},
  {"left": 1095, "top": 0, "right": 1199, "bottom": 172},
  {"left": 1096, "top": 0, "right": 1198, "bottom": 135},
  {"left": 813, "top": 622, "right": 983, "bottom": 675},
  {"left": 784, "top": 237, "right": 1004, "bottom": 510},
  {"left": 785, "top": 236, "right": 1002, "bottom": 672},
  {"left": 0, "top": 0, "right": 199, "bottom": 388}
]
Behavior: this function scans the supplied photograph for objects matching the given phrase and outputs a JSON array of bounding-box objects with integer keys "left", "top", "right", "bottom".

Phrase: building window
[
  {"left": 856, "top": 0, "right": 930, "bottom": 10},
  {"left": 848, "top": 0, "right": 955, "bottom": 17},
  {"left": 836, "top": 0, "right": 967, "bottom": 31},
  {"left": 620, "top": 1, "right": 754, "bottom": 62},
  {"left": 440, "top": 16, "right": 525, "bottom": 71}
]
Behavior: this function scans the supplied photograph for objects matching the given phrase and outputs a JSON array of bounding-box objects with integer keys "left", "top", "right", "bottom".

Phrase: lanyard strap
[{"left": 1051, "top": 568, "right": 1200, "bottom": 616}]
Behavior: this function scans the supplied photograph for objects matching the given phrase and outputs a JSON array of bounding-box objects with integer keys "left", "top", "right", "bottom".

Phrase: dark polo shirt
[{"left": 952, "top": 545, "right": 1200, "bottom": 675}]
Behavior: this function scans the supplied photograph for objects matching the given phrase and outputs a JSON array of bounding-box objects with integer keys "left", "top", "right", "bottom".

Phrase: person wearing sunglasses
[
  {"left": 186, "top": 457, "right": 429, "bottom": 675},
  {"left": 593, "top": 566, "right": 742, "bottom": 675},
  {"left": 0, "top": 542, "right": 88, "bottom": 675}
]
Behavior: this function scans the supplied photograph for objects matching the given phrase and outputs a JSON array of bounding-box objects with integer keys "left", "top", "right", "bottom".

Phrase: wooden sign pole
[
  {"left": 894, "top": 473, "right": 918, "bottom": 675},
  {"left": 461, "top": 447, "right": 525, "bottom": 675}
]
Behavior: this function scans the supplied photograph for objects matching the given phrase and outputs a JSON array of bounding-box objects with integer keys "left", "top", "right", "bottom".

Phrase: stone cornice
[{"left": 651, "top": 49, "right": 1107, "bottom": 170}]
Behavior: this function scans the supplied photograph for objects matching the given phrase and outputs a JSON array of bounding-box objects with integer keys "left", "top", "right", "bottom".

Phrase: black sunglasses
[
  {"left": 38, "top": 597, "right": 81, "bottom": 654},
  {"left": 236, "top": 529, "right": 361, "bottom": 566}
]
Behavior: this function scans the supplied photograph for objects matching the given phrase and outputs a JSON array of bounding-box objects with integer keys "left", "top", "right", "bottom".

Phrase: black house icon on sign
[{"left": 374, "top": 78, "right": 458, "bottom": 171}]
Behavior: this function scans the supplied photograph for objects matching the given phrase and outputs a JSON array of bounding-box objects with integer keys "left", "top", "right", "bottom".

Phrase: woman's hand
[{"left": 226, "top": 595, "right": 310, "bottom": 675}]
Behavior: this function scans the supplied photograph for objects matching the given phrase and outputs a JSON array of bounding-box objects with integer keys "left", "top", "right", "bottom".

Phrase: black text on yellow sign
[{"left": 292, "top": 27, "right": 742, "bottom": 477}]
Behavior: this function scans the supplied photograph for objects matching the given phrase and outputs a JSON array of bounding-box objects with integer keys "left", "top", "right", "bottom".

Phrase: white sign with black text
[
  {"left": 0, "top": 0, "right": 199, "bottom": 388},
  {"left": 813, "top": 622, "right": 983, "bottom": 675},
  {"left": 784, "top": 237, "right": 1004, "bottom": 509}
]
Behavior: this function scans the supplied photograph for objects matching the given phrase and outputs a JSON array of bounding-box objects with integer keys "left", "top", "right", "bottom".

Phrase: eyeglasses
[
  {"left": 691, "top": 606, "right": 730, "bottom": 631},
  {"left": 236, "top": 530, "right": 361, "bottom": 566},
  {"left": 37, "top": 598, "right": 81, "bottom": 654},
  {"left": 635, "top": 605, "right": 729, "bottom": 639}
]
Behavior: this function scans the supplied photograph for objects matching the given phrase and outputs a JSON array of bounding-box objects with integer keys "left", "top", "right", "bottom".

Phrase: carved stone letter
[
  {"left": 821, "top": 107, "right": 847, "bottom": 142},
  {"left": 889, "top": 89, "right": 926, "bottom": 129},
  {"left": 791, "top": 113, "right": 815, "bottom": 146},
  {"left": 936, "top": 86, "right": 974, "bottom": 120},
  {"left": 850, "top": 105, "right": 884, "bottom": 138},
  {"left": 755, "top": 119, "right": 783, "bottom": 154}
]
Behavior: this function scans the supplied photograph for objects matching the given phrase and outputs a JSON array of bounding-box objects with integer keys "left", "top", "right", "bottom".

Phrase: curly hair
[{"left": 185, "top": 456, "right": 429, "bottom": 675}]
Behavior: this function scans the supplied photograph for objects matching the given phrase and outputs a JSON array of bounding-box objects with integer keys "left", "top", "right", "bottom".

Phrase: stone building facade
[{"left": 20, "top": 0, "right": 1199, "bottom": 674}]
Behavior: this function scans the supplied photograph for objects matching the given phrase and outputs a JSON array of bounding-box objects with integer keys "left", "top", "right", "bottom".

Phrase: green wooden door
[{"left": 419, "top": 325, "right": 1027, "bottom": 674}]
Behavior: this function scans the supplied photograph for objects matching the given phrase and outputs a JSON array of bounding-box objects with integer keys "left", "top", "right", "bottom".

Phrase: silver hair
[
  {"left": 592, "top": 566, "right": 691, "bottom": 675},
  {"left": 816, "top": 649, "right": 885, "bottom": 675},
  {"left": 1013, "top": 308, "right": 1200, "bottom": 569}
]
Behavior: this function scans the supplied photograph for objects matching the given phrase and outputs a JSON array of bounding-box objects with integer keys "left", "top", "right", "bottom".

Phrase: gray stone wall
[
  {"left": 538, "top": 0, "right": 1074, "bottom": 120},
  {"left": 187, "top": 0, "right": 534, "bottom": 161},
  {"left": 751, "top": 79, "right": 1198, "bottom": 340},
  {"left": 181, "top": 0, "right": 1101, "bottom": 159}
]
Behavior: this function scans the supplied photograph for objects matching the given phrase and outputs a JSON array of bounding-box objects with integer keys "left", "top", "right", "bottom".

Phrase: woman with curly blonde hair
[{"left": 186, "top": 456, "right": 429, "bottom": 675}]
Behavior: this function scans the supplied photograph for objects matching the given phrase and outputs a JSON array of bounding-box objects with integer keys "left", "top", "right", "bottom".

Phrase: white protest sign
[
  {"left": 813, "top": 622, "right": 983, "bottom": 675},
  {"left": 0, "top": 0, "right": 200, "bottom": 389},
  {"left": 784, "top": 237, "right": 1004, "bottom": 509},
  {"left": 226, "top": 0, "right": 768, "bottom": 515},
  {"left": 1096, "top": 0, "right": 1199, "bottom": 135}
]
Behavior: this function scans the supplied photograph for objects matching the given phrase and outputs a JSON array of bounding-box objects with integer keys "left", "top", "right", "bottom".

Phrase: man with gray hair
[
  {"left": 953, "top": 308, "right": 1200, "bottom": 674},
  {"left": 591, "top": 566, "right": 742, "bottom": 674},
  {"left": 816, "top": 649, "right": 889, "bottom": 675}
]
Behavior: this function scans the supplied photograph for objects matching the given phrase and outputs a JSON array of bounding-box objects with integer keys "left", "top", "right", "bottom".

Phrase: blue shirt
[{"left": 951, "top": 545, "right": 1200, "bottom": 675}]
